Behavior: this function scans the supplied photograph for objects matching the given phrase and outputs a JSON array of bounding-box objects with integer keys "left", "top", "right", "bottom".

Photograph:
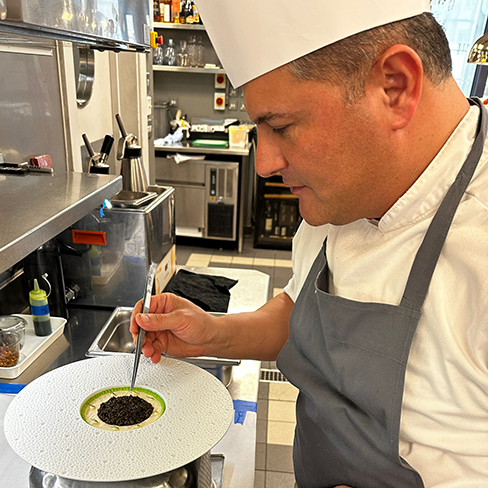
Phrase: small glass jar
[
  {"left": 0, "top": 315, "right": 26, "bottom": 367},
  {"left": 0, "top": 315, "right": 26, "bottom": 349}
]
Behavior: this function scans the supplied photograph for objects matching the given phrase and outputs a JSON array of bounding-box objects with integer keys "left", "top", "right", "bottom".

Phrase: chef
[{"left": 131, "top": 1, "right": 488, "bottom": 486}]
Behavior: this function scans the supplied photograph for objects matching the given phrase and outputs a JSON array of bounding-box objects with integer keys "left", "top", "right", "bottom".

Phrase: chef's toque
[{"left": 194, "top": 0, "right": 431, "bottom": 88}]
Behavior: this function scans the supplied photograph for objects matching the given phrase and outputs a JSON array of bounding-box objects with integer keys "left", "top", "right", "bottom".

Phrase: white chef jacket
[{"left": 283, "top": 105, "right": 488, "bottom": 487}]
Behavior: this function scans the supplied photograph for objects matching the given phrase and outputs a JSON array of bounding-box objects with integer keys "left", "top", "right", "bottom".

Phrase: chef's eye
[{"left": 272, "top": 125, "right": 290, "bottom": 135}]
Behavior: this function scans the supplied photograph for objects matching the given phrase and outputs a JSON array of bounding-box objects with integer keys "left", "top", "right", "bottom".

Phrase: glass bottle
[
  {"left": 163, "top": 38, "right": 177, "bottom": 66},
  {"left": 161, "top": 0, "right": 171, "bottom": 23},
  {"left": 185, "top": 0, "right": 194, "bottom": 24},
  {"left": 180, "top": 0, "right": 191, "bottom": 24},
  {"left": 153, "top": 36, "right": 164, "bottom": 65},
  {"left": 273, "top": 203, "right": 280, "bottom": 236},
  {"left": 192, "top": 2, "right": 200, "bottom": 24},
  {"left": 153, "top": 0, "right": 160, "bottom": 22},
  {"left": 177, "top": 39, "right": 188, "bottom": 67},
  {"left": 171, "top": 0, "right": 180, "bottom": 23},
  {"left": 264, "top": 201, "right": 273, "bottom": 236},
  {"left": 196, "top": 36, "right": 204, "bottom": 67},
  {"left": 187, "top": 35, "right": 197, "bottom": 67}
]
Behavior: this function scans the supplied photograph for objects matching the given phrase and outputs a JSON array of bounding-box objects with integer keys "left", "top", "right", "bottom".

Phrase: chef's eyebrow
[{"left": 253, "top": 112, "right": 291, "bottom": 125}]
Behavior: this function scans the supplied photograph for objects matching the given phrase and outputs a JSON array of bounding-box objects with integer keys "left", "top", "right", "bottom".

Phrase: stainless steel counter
[{"left": 0, "top": 171, "right": 122, "bottom": 273}]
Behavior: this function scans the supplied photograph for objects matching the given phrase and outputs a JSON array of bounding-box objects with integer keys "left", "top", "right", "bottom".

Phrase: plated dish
[{"left": 4, "top": 354, "right": 233, "bottom": 482}]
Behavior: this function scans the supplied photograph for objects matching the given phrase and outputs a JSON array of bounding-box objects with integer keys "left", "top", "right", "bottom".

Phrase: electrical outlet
[
  {"left": 215, "top": 73, "right": 226, "bottom": 89},
  {"left": 228, "top": 100, "right": 237, "bottom": 111},
  {"left": 169, "top": 97, "right": 178, "bottom": 107},
  {"left": 214, "top": 92, "right": 226, "bottom": 111}
]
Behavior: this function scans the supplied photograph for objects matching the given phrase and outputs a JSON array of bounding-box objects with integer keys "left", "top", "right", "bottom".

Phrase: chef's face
[{"left": 244, "top": 68, "right": 395, "bottom": 226}]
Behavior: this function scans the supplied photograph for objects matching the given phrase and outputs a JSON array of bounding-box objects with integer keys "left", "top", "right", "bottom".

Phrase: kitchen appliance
[
  {"left": 0, "top": 0, "right": 150, "bottom": 52},
  {"left": 189, "top": 117, "right": 237, "bottom": 140},
  {"left": 116, "top": 113, "right": 149, "bottom": 193},
  {"left": 82, "top": 133, "right": 114, "bottom": 174},
  {"left": 156, "top": 157, "right": 239, "bottom": 241},
  {"left": 29, "top": 456, "right": 226, "bottom": 488},
  {"left": 58, "top": 185, "right": 175, "bottom": 309}
]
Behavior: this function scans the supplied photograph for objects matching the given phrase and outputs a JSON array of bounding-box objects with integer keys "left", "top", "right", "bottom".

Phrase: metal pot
[{"left": 29, "top": 465, "right": 193, "bottom": 488}]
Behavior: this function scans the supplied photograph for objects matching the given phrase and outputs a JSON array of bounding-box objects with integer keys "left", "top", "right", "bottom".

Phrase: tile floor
[{"left": 175, "top": 235, "right": 298, "bottom": 488}]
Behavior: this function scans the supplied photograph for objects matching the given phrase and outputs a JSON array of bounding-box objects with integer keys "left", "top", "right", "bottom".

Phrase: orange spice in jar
[{"left": 0, "top": 345, "right": 20, "bottom": 367}]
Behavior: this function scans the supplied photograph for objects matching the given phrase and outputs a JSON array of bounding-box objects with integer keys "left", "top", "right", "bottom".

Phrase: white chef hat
[{"left": 195, "top": 0, "right": 431, "bottom": 88}]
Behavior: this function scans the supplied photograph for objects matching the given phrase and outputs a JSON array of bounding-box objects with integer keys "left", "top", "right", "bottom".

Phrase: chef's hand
[{"left": 130, "top": 293, "right": 220, "bottom": 363}]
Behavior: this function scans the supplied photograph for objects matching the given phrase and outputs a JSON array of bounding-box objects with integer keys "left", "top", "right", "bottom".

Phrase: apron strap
[{"left": 401, "top": 98, "right": 488, "bottom": 311}]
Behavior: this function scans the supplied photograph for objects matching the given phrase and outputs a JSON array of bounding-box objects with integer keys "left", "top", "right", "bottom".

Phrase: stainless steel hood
[{"left": 0, "top": 0, "right": 150, "bottom": 52}]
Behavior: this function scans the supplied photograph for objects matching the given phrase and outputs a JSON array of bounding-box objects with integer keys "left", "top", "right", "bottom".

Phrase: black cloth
[{"left": 164, "top": 269, "right": 238, "bottom": 312}]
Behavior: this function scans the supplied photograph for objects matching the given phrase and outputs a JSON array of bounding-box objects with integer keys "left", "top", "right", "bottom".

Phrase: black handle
[
  {"left": 115, "top": 114, "right": 128, "bottom": 138},
  {"left": 100, "top": 135, "right": 114, "bottom": 157},
  {"left": 82, "top": 134, "right": 95, "bottom": 157}
]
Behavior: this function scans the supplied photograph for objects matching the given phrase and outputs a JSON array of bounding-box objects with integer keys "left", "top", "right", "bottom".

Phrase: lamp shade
[{"left": 468, "top": 33, "right": 488, "bottom": 64}]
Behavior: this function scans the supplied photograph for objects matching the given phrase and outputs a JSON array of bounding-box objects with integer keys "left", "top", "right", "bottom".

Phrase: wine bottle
[{"left": 153, "top": 0, "right": 160, "bottom": 22}]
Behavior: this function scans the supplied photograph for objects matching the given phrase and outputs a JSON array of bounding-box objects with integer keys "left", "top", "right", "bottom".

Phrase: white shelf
[
  {"left": 153, "top": 22, "right": 205, "bottom": 30},
  {"left": 153, "top": 65, "right": 225, "bottom": 74}
]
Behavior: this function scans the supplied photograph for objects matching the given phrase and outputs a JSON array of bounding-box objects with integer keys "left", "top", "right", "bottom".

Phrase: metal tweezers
[{"left": 130, "top": 262, "right": 157, "bottom": 390}]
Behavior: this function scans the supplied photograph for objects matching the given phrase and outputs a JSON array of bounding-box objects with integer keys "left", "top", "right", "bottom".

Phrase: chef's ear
[{"left": 368, "top": 44, "right": 423, "bottom": 131}]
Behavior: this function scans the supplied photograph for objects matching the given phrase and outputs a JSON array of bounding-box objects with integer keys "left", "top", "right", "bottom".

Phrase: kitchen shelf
[
  {"left": 153, "top": 65, "right": 225, "bottom": 74},
  {"left": 155, "top": 142, "right": 251, "bottom": 156},
  {"left": 254, "top": 174, "right": 301, "bottom": 250},
  {"left": 0, "top": 172, "right": 122, "bottom": 274},
  {"left": 265, "top": 182, "right": 287, "bottom": 188},
  {"left": 263, "top": 194, "right": 298, "bottom": 199},
  {"left": 153, "top": 22, "right": 206, "bottom": 30}
]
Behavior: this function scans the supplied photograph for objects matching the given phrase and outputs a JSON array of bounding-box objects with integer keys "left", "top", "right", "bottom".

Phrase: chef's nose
[{"left": 255, "top": 133, "right": 288, "bottom": 178}]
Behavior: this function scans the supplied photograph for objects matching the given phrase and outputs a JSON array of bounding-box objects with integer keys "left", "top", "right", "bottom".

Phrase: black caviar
[{"left": 98, "top": 395, "right": 154, "bottom": 426}]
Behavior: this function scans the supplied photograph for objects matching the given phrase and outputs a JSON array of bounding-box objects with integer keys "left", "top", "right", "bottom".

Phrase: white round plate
[{"left": 4, "top": 355, "right": 233, "bottom": 482}]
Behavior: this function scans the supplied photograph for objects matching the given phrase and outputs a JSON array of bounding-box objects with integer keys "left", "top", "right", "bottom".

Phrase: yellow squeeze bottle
[{"left": 29, "top": 279, "right": 52, "bottom": 336}]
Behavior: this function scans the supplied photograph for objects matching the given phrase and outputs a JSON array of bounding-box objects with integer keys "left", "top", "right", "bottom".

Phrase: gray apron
[{"left": 277, "top": 98, "right": 487, "bottom": 488}]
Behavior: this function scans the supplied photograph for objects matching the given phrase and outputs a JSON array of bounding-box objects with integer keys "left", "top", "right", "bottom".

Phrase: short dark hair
[{"left": 284, "top": 13, "right": 452, "bottom": 102}]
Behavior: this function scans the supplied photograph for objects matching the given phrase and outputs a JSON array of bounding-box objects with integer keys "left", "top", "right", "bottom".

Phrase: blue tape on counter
[
  {"left": 233, "top": 399, "right": 257, "bottom": 425},
  {"left": 0, "top": 383, "right": 26, "bottom": 394}
]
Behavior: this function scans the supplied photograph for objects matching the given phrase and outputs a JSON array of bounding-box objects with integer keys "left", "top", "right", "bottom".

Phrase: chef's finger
[
  {"left": 135, "top": 311, "right": 176, "bottom": 332},
  {"left": 142, "top": 337, "right": 164, "bottom": 363},
  {"left": 149, "top": 292, "right": 195, "bottom": 314},
  {"left": 130, "top": 293, "right": 172, "bottom": 332},
  {"left": 130, "top": 298, "right": 144, "bottom": 334},
  {"left": 151, "top": 336, "right": 166, "bottom": 363}
]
